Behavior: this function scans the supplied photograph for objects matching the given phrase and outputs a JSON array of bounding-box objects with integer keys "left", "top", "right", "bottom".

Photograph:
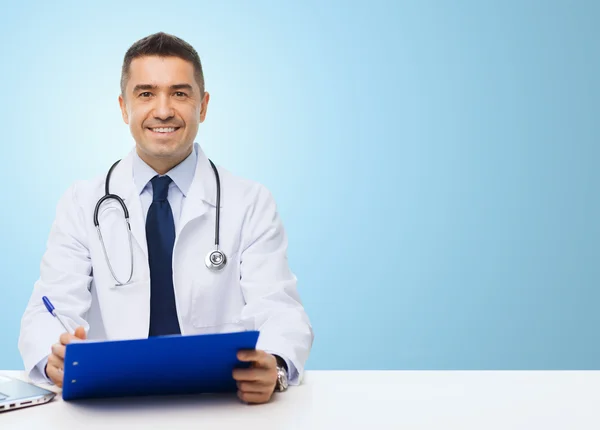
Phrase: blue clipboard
[{"left": 62, "top": 330, "right": 260, "bottom": 401}]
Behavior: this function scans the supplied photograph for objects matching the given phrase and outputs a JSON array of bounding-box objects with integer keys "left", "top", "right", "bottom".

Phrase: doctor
[{"left": 18, "top": 32, "right": 313, "bottom": 404}]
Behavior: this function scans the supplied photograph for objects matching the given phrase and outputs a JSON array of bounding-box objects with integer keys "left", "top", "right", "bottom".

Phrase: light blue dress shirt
[{"left": 133, "top": 145, "right": 197, "bottom": 229}]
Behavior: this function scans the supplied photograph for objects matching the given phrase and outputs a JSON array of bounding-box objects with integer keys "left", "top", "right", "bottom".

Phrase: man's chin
[
  {"left": 139, "top": 140, "right": 179, "bottom": 157},
  {"left": 136, "top": 140, "right": 194, "bottom": 163}
]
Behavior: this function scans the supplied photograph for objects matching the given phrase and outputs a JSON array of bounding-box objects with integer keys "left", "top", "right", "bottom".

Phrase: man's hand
[
  {"left": 233, "top": 350, "right": 278, "bottom": 404},
  {"left": 45, "top": 326, "right": 86, "bottom": 387}
]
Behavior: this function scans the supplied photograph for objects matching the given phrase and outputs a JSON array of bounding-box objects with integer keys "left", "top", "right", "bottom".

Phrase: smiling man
[
  {"left": 19, "top": 32, "right": 313, "bottom": 405},
  {"left": 119, "top": 54, "right": 205, "bottom": 173}
]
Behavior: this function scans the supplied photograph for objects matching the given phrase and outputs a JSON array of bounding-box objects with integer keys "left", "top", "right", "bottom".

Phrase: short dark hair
[{"left": 120, "top": 32, "right": 205, "bottom": 97}]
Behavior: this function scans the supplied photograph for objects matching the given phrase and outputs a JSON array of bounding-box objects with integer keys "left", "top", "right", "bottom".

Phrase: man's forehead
[{"left": 128, "top": 55, "right": 196, "bottom": 85}]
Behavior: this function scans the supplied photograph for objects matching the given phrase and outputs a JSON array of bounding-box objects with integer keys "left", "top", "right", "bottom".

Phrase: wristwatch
[{"left": 273, "top": 355, "right": 289, "bottom": 392}]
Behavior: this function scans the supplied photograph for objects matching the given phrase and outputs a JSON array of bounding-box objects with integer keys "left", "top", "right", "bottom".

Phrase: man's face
[{"left": 118, "top": 55, "right": 209, "bottom": 164}]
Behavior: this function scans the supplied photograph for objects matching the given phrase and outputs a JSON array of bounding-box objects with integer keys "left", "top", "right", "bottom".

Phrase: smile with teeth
[{"left": 149, "top": 127, "right": 180, "bottom": 133}]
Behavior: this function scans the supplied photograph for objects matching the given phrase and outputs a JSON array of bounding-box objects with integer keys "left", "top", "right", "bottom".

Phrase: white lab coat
[{"left": 18, "top": 145, "right": 313, "bottom": 384}]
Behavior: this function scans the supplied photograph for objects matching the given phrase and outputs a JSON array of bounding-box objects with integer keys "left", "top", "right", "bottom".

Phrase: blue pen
[{"left": 42, "top": 296, "right": 74, "bottom": 335}]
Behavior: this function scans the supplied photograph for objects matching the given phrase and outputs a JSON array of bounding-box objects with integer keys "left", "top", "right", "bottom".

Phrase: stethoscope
[{"left": 93, "top": 159, "right": 227, "bottom": 286}]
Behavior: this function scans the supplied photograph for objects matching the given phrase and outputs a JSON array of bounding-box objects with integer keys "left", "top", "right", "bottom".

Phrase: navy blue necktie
[{"left": 147, "top": 175, "right": 181, "bottom": 336}]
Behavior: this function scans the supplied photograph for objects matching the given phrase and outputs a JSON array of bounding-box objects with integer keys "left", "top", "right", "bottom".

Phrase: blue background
[{"left": 0, "top": 0, "right": 598, "bottom": 370}]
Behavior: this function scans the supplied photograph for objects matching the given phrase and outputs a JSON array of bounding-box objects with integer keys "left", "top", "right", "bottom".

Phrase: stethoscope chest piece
[{"left": 205, "top": 249, "right": 227, "bottom": 271}]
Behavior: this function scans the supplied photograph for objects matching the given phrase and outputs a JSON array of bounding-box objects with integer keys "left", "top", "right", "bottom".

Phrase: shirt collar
[{"left": 133, "top": 144, "right": 198, "bottom": 197}]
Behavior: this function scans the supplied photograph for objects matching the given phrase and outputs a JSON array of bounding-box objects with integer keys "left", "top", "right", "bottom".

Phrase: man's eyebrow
[
  {"left": 132, "top": 84, "right": 157, "bottom": 93},
  {"left": 171, "top": 84, "right": 193, "bottom": 92},
  {"left": 132, "top": 83, "right": 194, "bottom": 93}
]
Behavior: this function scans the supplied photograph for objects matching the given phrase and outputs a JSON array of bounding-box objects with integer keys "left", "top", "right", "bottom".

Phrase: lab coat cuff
[{"left": 29, "top": 356, "right": 53, "bottom": 385}]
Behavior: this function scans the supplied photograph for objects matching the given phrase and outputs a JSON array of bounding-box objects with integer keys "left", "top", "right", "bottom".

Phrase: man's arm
[
  {"left": 238, "top": 184, "right": 314, "bottom": 385},
  {"left": 18, "top": 182, "right": 93, "bottom": 384}
]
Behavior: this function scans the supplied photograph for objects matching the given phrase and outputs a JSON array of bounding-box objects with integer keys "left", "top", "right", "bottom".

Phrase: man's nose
[{"left": 152, "top": 94, "right": 175, "bottom": 120}]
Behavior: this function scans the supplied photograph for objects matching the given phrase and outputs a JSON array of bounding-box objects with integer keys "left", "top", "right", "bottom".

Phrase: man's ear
[
  {"left": 118, "top": 94, "right": 129, "bottom": 124},
  {"left": 199, "top": 92, "right": 210, "bottom": 123}
]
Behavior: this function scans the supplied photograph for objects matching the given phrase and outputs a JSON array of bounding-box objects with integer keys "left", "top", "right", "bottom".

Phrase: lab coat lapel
[
  {"left": 107, "top": 149, "right": 148, "bottom": 258},
  {"left": 176, "top": 145, "right": 220, "bottom": 238}
]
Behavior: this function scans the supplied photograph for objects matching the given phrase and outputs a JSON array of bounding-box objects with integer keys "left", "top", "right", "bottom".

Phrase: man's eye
[
  {"left": 175, "top": 92, "right": 187, "bottom": 97},
  {"left": 140, "top": 92, "right": 152, "bottom": 97}
]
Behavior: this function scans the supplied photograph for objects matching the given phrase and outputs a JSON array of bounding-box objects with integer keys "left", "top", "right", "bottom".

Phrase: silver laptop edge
[{"left": 0, "top": 375, "right": 56, "bottom": 412}]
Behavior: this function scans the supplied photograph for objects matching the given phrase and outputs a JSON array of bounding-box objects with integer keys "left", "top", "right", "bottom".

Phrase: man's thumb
[{"left": 75, "top": 326, "right": 87, "bottom": 340}]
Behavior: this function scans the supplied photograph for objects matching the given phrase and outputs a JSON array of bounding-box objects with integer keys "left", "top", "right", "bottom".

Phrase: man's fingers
[
  {"left": 232, "top": 367, "right": 274, "bottom": 382},
  {"left": 58, "top": 328, "right": 86, "bottom": 347},
  {"left": 74, "top": 326, "right": 87, "bottom": 340},
  {"left": 59, "top": 332, "right": 71, "bottom": 345},
  {"left": 59, "top": 332, "right": 77, "bottom": 345},
  {"left": 51, "top": 343, "right": 66, "bottom": 360},
  {"left": 237, "top": 390, "right": 271, "bottom": 405},
  {"left": 232, "top": 368, "right": 260, "bottom": 381},
  {"left": 45, "top": 364, "right": 63, "bottom": 388},
  {"left": 47, "top": 353, "right": 64, "bottom": 370},
  {"left": 236, "top": 381, "right": 272, "bottom": 392},
  {"left": 237, "top": 350, "right": 276, "bottom": 368}
]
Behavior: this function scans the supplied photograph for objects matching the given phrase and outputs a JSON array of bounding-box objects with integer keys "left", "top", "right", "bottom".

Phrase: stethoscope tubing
[{"left": 94, "top": 156, "right": 226, "bottom": 287}]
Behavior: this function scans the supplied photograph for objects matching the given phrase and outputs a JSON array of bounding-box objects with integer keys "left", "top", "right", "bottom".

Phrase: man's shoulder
[
  {"left": 59, "top": 173, "right": 106, "bottom": 206},
  {"left": 216, "top": 164, "right": 275, "bottom": 206}
]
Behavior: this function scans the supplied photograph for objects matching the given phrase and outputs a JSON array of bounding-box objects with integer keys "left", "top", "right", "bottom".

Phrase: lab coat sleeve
[
  {"left": 33, "top": 357, "right": 51, "bottom": 384},
  {"left": 18, "top": 182, "right": 93, "bottom": 384},
  {"left": 239, "top": 185, "right": 314, "bottom": 385}
]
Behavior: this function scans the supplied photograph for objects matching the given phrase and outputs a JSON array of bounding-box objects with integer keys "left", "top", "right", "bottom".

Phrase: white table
[{"left": 1, "top": 370, "right": 599, "bottom": 429}]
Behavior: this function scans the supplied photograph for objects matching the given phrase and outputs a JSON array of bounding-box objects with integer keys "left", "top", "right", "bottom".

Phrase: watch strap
[{"left": 273, "top": 354, "right": 288, "bottom": 373}]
